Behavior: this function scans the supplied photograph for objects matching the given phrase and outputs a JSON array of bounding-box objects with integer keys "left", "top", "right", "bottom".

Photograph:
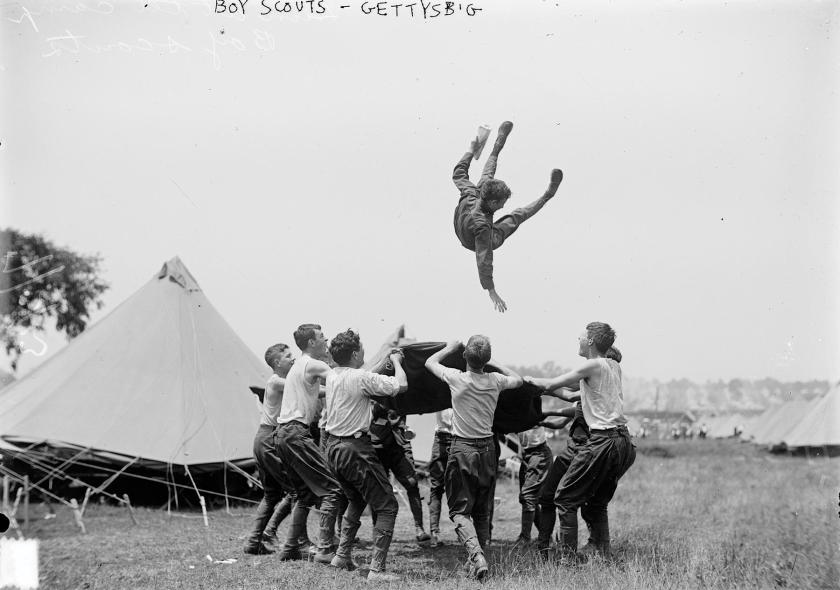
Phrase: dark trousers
[
  {"left": 518, "top": 442, "right": 553, "bottom": 512},
  {"left": 325, "top": 434, "right": 399, "bottom": 572},
  {"left": 428, "top": 432, "right": 452, "bottom": 534},
  {"left": 445, "top": 436, "right": 497, "bottom": 548},
  {"left": 376, "top": 439, "right": 424, "bottom": 528},
  {"left": 320, "top": 427, "right": 349, "bottom": 529},
  {"left": 273, "top": 421, "right": 343, "bottom": 551},
  {"left": 555, "top": 427, "right": 636, "bottom": 551},
  {"left": 535, "top": 439, "right": 581, "bottom": 548},
  {"left": 264, "top": 493, "right": 295, "bottom": 538},
  {"left": 246, "top": 424, "right": 287, "bottom": 547}
]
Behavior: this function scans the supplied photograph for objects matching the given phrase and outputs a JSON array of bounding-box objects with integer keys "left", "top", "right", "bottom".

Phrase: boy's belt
[
  {"left": 589, "top": 425, "right": 630, "bottom": 437},
  {"left": 328, "top": 431, "right": 369, "bottom": 441}
]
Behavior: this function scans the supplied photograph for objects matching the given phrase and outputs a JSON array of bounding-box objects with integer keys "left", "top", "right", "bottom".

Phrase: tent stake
[
  {"left": 80, "top": 488, "right": 92, "bottom": 517},
  {"left": 122, "top": 494, "right": 138, "bottom": 525},
  {"left": 7, "top": 487, "right": 24, "bottom": 539},
  {"left": 70, "top": 498, "right": 86, "bottom": 534},
  {"left": 23, "top": 475, "right": 30, "bottom": 531},
  {"left": 199, "top": 495, "right": 209, "bottom": 528}
]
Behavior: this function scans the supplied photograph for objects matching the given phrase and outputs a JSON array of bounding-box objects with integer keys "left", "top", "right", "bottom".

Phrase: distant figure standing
[
  {"left": 452, "top": 121, "right": 564, "bottom": 312},
  {"left": 426, "top": 337, "right": 523, "bottom": 580}
]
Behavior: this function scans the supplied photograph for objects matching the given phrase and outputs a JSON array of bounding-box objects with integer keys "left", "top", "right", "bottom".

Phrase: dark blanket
[
  {"left": 249, "top": 342, "right": 544, "bottom": 434},
  {"left": 376, "top": 341, "right": 543, "bottom": 434}
]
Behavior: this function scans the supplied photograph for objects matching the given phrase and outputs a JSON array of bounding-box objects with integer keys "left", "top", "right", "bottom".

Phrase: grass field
[{"left": 22, "top": 439, "right": 840, "bottom": 589}]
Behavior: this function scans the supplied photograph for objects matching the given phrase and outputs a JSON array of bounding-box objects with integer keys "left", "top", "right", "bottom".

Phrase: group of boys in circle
[{"left": 244, "top": 321, "right": 635, "bottom": 582}]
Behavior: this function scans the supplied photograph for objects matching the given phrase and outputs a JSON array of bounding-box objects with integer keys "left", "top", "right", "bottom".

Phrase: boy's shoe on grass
[
  {"left": 415, "top": 526, "right": 431, "bottom": 545},
  {"left": 313, "top": 551, "right": 335, "bottom": 565},
  {"left": 329, "top": 555, "right": 358, "bottom": 571},
  {"left": 243, "top": 542, "right": 274, "bottom": 555},
  {"left": 277, "top": 548, "right": 303, "bottom": 561}
]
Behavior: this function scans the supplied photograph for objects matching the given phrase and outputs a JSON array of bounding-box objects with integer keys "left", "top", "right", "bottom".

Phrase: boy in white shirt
[
  {"left": 322, "top": 329, "right": 408, "bottom": 582},
  {"left": 426, "top": 336, "right": 522, "bottom": 580},
  {"left": 273, "top": 324, "right": 343, "bottom": 563}
]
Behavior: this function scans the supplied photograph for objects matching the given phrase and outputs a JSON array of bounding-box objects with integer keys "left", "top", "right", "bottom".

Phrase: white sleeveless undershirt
[
  {"left": 276, "top": 354, "right": 322, "bottom": 426},
  {"left": 580, "top": 358, "right": 627, "bottom": 430}
]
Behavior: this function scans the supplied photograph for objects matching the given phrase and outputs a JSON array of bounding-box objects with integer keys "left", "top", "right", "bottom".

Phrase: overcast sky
[{"left": 2, "top": 0, "right": 838, "bottom": 382}]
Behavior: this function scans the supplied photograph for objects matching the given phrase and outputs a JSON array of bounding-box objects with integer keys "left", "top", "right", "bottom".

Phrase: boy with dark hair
[
  {"left": 452, "top": 121, "right": 564, "bottom": 313},
  {"left": 321, "top": 329, "right": 408, "bottom": 582},
  {"left": 273, "top": 324, "right": 343, "bottom": 563},
  {"left": 244, "top": 343, "right": 295, "bottom": 555},
  {"left": 425, "top": 336, "right": 523, "bottom": 580},
  {"left": 526, "top": 325, "right": 636, "bottom": 559}
]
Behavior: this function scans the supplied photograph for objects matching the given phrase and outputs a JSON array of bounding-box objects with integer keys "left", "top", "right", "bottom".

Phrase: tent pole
[
  {"left": 7, "top": 448, "right": 134, "bottom": 506},
  {"left": 223, "top": 463, "right": 231, "bottom": 516},
  {"left": 31, "top": 446, "right": 93, "bottom": 490},
  {"left": 7, "top": 487, "right": 24, "bottom": 539},
  {"left": 123, "top": 493, "right": 138, "bottom": 525},
  {"left": 199, "top": 495, "right": 209, "bottom": 528},
  {"left": 80, "top": 488, "right": 92, "bottom": 517},
  {"left": 0, "top": 465, "right": 73, "bottom": 511},
  {"left": 23, "top": 475, "right": 29, "bottom": 531},
  {"left": 183, "top": 464, "right": 209, "bottom": 528},
  {"left": 70, "top": 498, "right": 86, "bottom": 534},
  {"left": 225, "top": 461, "right": 261, "bottom": 489}
]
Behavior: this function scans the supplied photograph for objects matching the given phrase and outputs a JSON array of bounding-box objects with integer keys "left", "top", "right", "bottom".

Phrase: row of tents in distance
[{"left": 614, "top": 388, "right": 839, "bottom": 454}]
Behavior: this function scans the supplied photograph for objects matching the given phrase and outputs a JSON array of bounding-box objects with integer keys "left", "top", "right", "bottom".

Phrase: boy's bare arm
[
  {"left": 369, "top": 348, "right": 399, "bottom": 375},
  {"left": 305, "top": 358, "right": 333, "bottom": 387},
  {"left": 490, "top": 361, "right": 523, "bottom": 389},
  {"left": 541, "top": 407, "right": 576, "bottom": 419},
  {"left": 540, "top": 417, "right": 572, "bottom": 430},
  {"left": 525, "top": 361, "right": 597, "bottom": 392},
  {"left": 542, "top": 388, "right": 581, "bottom": 403},
  {"left": 425, "top": 340, "right": 461, "bottom": 381},
  {"left": 472, "top": 223, "right": 506, "bottom": 312},
  {"left": 390, "top": 353, "right": 408, "bottom": 393}
]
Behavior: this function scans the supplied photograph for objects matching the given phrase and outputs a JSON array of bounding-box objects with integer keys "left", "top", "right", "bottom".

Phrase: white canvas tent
[
  {"left": 0, "top": 257, "right": 269, "bottom": 469},
  {"left": 752, "top": 399, "right": 813, "bottom": 447},
  {"left": 708, "top": 413, "right": 745, "bottom": 438},
  {"left": 739, "top": 405, "right": 778, "bottom": 442},
  {"left": 782, "top": 385, "right": 840, "bottom": 449},
  {"left": 745, "top": 403, "right": 788, "bottom": 444}
]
